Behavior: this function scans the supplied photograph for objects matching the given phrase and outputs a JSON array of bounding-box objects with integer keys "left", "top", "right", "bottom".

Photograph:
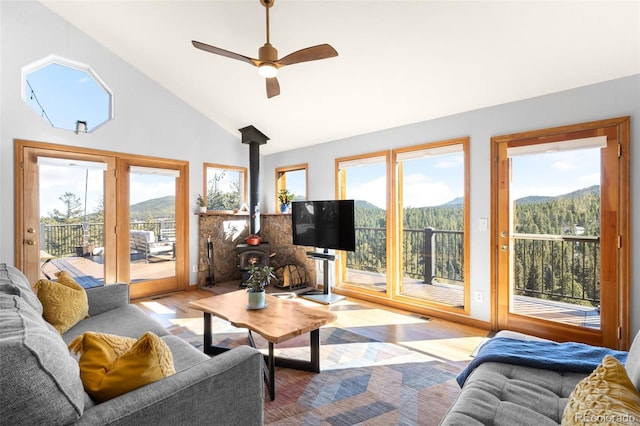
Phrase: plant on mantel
[{"left": 278, "top": 189, "right": 294, "bottom": 213}]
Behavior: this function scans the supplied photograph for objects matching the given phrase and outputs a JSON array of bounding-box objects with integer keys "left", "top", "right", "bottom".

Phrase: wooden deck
[
  {"left": 41, "top": 255, "right": 176, "bottom": 284},
  {"left": 344, "top": 270, "right": 601, "bottom": 329}
]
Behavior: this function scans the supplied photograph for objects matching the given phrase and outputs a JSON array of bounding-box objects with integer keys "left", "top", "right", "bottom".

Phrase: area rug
[{"left": 167, "top": 319, "right": 464, "bottom": 425}]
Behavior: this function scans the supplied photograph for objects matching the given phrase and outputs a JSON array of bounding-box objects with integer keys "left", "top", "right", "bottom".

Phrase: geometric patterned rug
[{"left": 168, "top": 322, "right": 464, "bottom": 425}]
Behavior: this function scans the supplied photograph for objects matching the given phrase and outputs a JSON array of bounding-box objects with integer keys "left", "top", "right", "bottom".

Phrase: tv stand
[{"left": 301, "top": 251, "right": 345, "bottom": 305}]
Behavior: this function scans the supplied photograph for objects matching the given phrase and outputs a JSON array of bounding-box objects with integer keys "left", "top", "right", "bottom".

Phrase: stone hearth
[{"left": 197, "top": 213, "right": 316, "bottom": 287}]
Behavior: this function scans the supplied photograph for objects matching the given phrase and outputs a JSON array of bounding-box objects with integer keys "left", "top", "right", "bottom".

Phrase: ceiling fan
[{"left": 192, "top": 0, "right": 338, "bottom": 98}]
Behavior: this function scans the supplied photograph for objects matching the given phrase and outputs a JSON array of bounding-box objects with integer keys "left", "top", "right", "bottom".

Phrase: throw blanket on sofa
[{"left": 457, "top": 337, "right": 628, "bottom": 387}]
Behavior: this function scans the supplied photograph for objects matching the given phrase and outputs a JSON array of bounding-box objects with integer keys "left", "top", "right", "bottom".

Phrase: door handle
[
  {"left": 26, "top": 240, "right": 35, "bottom": 245},
  {"left": 27, "top": 227, "right": 36, "bottom": 234},
  {"left": 500, "top": 231, "right": 508, "bottom": 238},
  {"left": 500, "top": 245, "right": 508, "bottom": 251}
]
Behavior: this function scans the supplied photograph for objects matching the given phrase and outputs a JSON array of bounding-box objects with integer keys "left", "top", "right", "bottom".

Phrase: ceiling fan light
[{"left": 258, "top": 63, "right": 278, "bottom": 78}]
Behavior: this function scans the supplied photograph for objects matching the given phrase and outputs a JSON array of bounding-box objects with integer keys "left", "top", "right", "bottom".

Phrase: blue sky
[{"left": 25, "top": 63, "right": 110, "bottom": 132}]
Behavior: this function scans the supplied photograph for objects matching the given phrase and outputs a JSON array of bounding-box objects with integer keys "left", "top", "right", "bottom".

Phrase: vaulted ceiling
[{"left": 40, "top": 1, "right": 639, "bottom": 154}]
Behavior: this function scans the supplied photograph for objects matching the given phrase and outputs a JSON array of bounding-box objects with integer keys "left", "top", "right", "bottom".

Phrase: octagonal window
[{"left": 22, "top": 55, "right": 113, "bottom": 133}]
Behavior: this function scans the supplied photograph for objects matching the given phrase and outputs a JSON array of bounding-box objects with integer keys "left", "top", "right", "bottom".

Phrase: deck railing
[
  {"left": 346, "top": 227, "right": 463, "bottom": 284},
  {"left": 513, "top": 233, "right": 600, "bottom": 306},
  {"left": 41, "top": 221, "right": 176, "bottom": 257},
  {"left": 346, "top": 226, "right": 600, "bottom": 306}
]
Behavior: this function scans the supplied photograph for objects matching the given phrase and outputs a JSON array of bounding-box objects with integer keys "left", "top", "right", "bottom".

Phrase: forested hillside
[{"left": 353, "top": 185, "right": 599, "bottom": 235}]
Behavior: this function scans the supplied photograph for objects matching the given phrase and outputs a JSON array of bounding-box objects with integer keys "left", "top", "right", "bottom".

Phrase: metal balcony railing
[
  {"left": 40, "top": 221, "right": 176, "bottom": 257},
  {"left": 346, "top": 226, "right": 600, "bottom": 306},
  {"left": 512, "top": 233, "right": 600, "bottom": 307}
]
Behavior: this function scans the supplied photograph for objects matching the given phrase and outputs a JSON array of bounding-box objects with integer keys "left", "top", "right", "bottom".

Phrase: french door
[
  {"left": 15, "top": 140, "right": 188, "bottom": 298},
  {"left": 491, "top": 117, "right": 630, "bottom": 349}
]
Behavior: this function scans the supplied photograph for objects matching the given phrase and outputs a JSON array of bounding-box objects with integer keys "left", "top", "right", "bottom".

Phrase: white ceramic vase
[{"left": 247, "top": 290, "right": 266, "bottom": 309}]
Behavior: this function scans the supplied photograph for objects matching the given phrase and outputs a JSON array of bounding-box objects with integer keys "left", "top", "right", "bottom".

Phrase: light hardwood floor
[{"left": 132, "top": 283, "right": 491, "bottom": 369}]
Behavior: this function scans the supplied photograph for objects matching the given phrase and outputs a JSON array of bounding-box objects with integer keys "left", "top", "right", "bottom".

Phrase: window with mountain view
[
  {"left": 395, "top": 139, "right": 469, "bottom": 311},
  {"left": 335, "top": 140, "right": 469, "bottom": 313},
  {"left": 509, "top": 143, "right": 602, "bottom": 328},
  {"left": 336, "top": 153, "right": 389, "bottom": 292}
]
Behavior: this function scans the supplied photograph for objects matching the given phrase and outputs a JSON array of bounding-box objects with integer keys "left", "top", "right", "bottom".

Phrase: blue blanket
[{"left": 457, "top": 337, "right": 628, "bottom": 387}]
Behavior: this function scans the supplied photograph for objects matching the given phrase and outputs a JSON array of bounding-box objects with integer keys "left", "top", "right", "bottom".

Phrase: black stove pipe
[{"left": 239, "top": 125, "right": 269, "bottom": 236}]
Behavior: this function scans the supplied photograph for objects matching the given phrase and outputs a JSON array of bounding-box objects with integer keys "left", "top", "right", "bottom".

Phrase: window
[
  {"left": 275, "top": 164, "right": 308, "bottom": 209},
  {"left": 336, "top": 152, "right": 390, "bottom": 291},
  {"left": 203, "top": 163, "right": 247, "bottom": 211},
  {"left": 393, "top": 138, "right": 469, "bottom": 312},
  {"left": 335, "top": 139, "right": 470, "bottom": 314},
  {"left": 22, "top": 55, "right": 113, "bottom": 133}
]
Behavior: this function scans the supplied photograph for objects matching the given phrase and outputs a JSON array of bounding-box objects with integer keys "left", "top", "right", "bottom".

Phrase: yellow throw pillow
[
  {"left": 34, "top": 271, "right": 89, "bottom": 334},
  {"left": 562, "top": 355, "right": 640, "bottom": 425},
  {"left": 68, "top": 331, "right": 175, "bottom": 403}
]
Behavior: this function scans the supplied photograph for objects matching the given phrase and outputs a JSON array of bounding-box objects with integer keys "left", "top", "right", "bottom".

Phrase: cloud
[
  {"left": 551, "top": 161, "right": 575, "bottom": 170},
  {"left": 402, "top": 173, "right": 456, "bottom": 207},
  {"left": 349, "top": 173, "right": 460, "bottom": 209}
]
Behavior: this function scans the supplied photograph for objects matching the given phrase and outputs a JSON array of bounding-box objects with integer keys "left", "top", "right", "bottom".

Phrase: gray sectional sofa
[
  {"left": 440, "top": 330, "right": 640, "bottom": 425},
  {"left": 0, "top": 263, "right": 264, "bottom": 425}
]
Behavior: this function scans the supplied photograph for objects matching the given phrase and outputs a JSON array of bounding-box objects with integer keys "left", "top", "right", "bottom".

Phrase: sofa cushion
[
  {"left": 0, "top": 263, "right": 42, "bottom": 314},
  {"left": 35, "top": 271, "right": 89, "bottom": 334},
  {"left": 562, "top": 355, "right": 640, "bottom": 425},
  {"left": 63, "top": 304, "right": 169, "bottom": 344},
  {"left": 441, "top": 362, "right": 587, "bottom": 426},
  {"left": 69, "top": 331, "right": 175, "bottom": 402},
  {"left": 0, "top": 294, "right": 85, "bottom": 425}
]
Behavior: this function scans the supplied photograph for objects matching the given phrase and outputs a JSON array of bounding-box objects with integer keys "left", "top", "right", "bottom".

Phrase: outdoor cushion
[{"left": 0, "top": 294, "right": 85, "bottom": 425}]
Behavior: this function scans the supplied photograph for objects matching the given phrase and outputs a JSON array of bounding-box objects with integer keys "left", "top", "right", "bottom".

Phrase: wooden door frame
[
  {"left": 14, "top": 140, "right": 189, "bottom": 297},
  {"left": 490, "top": 117, "right": 630, "bottom": 349}
]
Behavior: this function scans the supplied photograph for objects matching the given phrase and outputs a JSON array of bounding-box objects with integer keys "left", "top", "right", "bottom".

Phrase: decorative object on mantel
[
  {"left": 246, "top": 234, "right": 262, "bottom": 246},
  {"left": 245, "top": 264, "right": 275, "bottom": 309},
  {"left": 237, "top": 203, "right": 250, "bottom": 215},
  {"left": 196, "top": 194, "right": 206, "bottom": 213},
  {"left": 278, "top": 189, "right": 294, "bottom": 213}
]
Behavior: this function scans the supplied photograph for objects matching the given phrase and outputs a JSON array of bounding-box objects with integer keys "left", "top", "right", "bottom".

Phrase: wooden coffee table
[{"left": 188, "top": 290, "right": 337, "bottom": 400}]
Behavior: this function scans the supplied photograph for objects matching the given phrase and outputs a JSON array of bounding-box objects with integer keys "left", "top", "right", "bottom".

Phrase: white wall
[
  {"left": 0, "top": 1, "right": 247, "bottom": 284},
  {"left": 263, "top": 75, "right": 640, "bottom": 333}
]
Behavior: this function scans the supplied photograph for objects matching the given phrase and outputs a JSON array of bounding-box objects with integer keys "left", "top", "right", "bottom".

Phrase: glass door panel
[
  {"left": 396, "top": 143, "right": 467, "bottom": 309},
  {"left": 509, "top": 143, "right": 602, "bottom": 329},
  {"left": 38, "top": 159, "right": 106, "bottom": 283},
  {"left": 337, "top": 155, "right": 388, "bottom": 293},
  {"left": 128, "top": 167, "right": 177, "bottom": 283}
]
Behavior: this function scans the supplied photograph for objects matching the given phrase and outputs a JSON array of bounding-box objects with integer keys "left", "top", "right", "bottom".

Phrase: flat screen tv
[{"left": 291, "top": 200, "right": 355, "bottom": 252}]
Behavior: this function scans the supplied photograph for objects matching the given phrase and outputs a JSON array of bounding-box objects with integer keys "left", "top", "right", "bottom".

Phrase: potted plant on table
[
  {"left": 245, "top": 264, "right": 275, "bottom": 309},
  {"left": 196, "top": 194, "right": 206, "bottom": 213},
  {"left": 278, "top": 189, "right": 294, "bottom": 213}
]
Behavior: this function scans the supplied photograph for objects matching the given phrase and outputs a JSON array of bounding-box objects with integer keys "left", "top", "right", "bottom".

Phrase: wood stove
[
  {"left": 236, "top": 243, "right": 270, "bottom": 285},
  {"left": 236, "top": 125, "right": 272, "bottom": 286}
]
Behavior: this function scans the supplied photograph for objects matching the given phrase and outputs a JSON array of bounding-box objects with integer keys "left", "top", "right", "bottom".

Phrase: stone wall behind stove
[{"left": 197, "top": 213, "right": 316, "bottom": 287}]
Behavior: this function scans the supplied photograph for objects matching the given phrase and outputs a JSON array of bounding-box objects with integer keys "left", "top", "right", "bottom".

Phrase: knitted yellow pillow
[
  {"left": 68, "top": 331, "right": 175, "bottom": 403},
  {"left": 34, "top": 271, "right": 89, "bottom": 334},
  {"left": 562, "top": 355, "right": 640, "bottom": 425}
]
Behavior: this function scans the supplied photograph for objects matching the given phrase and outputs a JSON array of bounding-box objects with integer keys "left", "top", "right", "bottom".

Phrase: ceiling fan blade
[
  {"left": 266, "top": 77, "right": 280, "bottom": 98},
  {"left": 278, "top": 44, "right": 338, "bottom": 66},
  {"left": 192, "top": 40, "right": 259, "bottom": 66}
]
